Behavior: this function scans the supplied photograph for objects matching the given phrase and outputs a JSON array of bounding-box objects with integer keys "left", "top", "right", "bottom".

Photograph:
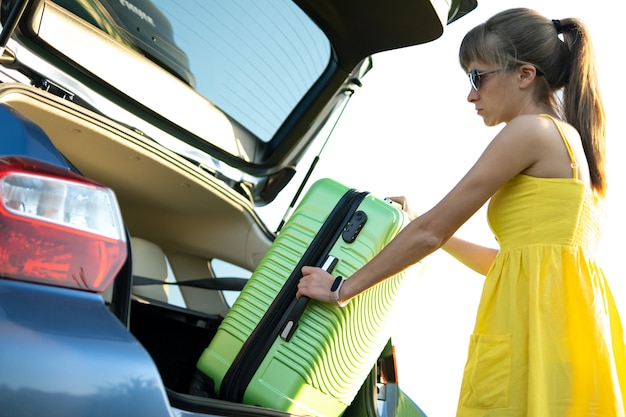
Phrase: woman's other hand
[{"left": 387, "top": 196, "right": 419, "bottom": 221}]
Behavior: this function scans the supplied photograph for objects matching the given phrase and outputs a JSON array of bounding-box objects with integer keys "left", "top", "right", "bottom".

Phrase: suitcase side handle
[{"left": 280, "top": 255, "right": 338, "bottom": 342}]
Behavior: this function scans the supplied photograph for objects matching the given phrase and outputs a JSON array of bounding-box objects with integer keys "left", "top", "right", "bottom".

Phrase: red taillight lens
[{"left": 0, "top": 157, "right": 127, "bottom": 292}]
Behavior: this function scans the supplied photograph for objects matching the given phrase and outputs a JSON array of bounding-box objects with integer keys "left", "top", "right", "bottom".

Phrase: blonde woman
[{"left": 297, "top": 8, "right": 625, "bottom": 416}]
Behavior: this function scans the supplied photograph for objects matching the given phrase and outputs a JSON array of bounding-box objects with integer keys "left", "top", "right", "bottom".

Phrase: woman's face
[{"left": 466, "top": 61, "right": 518, "bottom": 126}]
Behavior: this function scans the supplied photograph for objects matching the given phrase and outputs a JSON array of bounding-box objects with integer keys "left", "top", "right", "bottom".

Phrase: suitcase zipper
[{"left": 220, "top": 188, "right": 369, "bottom": 402}]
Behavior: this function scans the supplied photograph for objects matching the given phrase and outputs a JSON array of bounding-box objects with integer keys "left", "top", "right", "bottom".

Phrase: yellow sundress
[{"left": 456, "top": 115, "right": 626, "bottom": 416}]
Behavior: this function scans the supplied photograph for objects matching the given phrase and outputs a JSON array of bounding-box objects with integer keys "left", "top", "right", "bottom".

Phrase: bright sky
[{"left": 263, "top": 1, "right": 624, "bottom": 415}]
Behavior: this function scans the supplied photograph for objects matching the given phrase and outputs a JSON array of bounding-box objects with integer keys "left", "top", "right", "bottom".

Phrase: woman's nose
[{"left": 467, "top": 88, "right": 479, "bottom": 103}]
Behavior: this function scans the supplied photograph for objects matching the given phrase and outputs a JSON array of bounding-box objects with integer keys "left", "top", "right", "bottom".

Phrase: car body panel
[{"left": 0, "top": 280, "right": 173, "bottom": 417}]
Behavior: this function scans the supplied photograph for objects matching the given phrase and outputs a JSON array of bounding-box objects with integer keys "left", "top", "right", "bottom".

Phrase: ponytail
[{"left": 559, "top": 18, "right": 607, "bottom": 196}]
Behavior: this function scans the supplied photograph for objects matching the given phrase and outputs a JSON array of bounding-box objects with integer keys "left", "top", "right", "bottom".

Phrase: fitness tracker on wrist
[{"left": 330, "top": 276, "right": 347, "bottom": 307}]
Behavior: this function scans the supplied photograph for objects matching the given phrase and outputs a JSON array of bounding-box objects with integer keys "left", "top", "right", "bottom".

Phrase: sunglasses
[{"left": 468, "top": 68, "right": 501, "bottom": 91}]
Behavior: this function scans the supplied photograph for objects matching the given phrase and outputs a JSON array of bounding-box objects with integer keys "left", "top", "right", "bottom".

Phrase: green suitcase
[{"left": 194, "top": 178, "right": 408, "bottom": 416}]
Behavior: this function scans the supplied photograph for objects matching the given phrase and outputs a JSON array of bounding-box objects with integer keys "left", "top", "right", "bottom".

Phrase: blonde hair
[{"left": 459, "top": 8, "right": 607, "bottom": 196}]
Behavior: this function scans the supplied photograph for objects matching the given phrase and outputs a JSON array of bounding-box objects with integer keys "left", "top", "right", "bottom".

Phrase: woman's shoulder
[
  {"left": 501, "top": 114, "right": 574, "bottom": 145},
  {"left": 501, "top": 114, "right": 586, "bottom": 180}
]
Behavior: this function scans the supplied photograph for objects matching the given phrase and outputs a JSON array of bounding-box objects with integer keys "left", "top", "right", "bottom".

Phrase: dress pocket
[{"left": 460, "top": 334, "right": 511, "bottom": 408}]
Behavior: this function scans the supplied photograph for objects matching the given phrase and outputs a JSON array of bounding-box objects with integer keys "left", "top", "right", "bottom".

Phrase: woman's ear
[{"left": 518, "top": 64, "right": 538, "bottom": 89}]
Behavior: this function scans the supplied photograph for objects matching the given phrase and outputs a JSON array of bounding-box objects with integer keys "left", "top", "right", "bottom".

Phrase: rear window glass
[{"left": 150, "top": 0, "right": 331, "bottom": 141}]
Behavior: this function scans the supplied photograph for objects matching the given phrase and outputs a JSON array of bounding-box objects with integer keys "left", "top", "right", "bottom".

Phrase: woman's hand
[
  {"left": 296, "top": 266, "right": 336, "bottom": 303},
  {"left": 387, "top": 196, "right": 419, "bottom": 221}
]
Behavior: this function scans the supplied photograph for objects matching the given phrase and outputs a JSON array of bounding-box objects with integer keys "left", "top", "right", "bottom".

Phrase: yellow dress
[{"left": 456, "top": 115, "right": 626, "bottom": 416}]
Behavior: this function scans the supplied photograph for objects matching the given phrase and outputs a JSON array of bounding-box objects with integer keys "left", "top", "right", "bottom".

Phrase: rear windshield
[{"left": 148, "top": 0, "right": 331, "bottom": 142}]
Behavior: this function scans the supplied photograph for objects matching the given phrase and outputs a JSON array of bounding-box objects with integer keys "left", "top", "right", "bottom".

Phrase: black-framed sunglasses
[{"left": 468, "top": 68, "right": 501, "bottom": 91}]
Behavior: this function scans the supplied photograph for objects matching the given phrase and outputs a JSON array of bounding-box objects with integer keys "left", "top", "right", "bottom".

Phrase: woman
[{"left": 296, "top": 8, "right": 626, "bottom": 416}]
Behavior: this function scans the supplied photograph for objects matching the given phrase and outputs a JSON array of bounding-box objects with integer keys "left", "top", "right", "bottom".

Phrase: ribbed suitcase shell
[{"left": 196, "top": 178, "right": 407, "bottom": 416}]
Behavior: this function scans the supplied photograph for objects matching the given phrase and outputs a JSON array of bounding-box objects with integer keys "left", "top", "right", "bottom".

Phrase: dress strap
[{"left": 540, "top": 114, "right": 578, "bottom": 179}]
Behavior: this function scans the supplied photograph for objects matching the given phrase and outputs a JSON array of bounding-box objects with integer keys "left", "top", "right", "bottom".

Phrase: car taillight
[{"left": 0, "top": 157, "right": 127, "bottom": 292}]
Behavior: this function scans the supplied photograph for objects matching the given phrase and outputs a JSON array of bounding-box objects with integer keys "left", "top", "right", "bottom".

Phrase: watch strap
[{"left": 330, "top": 276, "right": 347, "bottom": 307}]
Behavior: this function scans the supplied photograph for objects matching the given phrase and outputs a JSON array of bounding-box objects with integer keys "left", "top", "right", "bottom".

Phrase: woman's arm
[
  {"left": 387, "top": 197, "right": 498, "bottom": 275},
  {"left": 441, "top": 235, "right": 498, "bottom": 276},
  {"left": 296, "top": 116, "right": 551, "bottom": 305}
]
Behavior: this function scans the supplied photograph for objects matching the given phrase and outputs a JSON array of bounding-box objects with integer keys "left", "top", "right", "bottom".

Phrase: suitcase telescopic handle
[{"left": 280, "top": 255, "right": 339, "bottom": 342}]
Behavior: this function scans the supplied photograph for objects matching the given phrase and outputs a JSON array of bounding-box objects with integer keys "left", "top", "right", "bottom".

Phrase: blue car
[{"left": 0, "top": 1, "right": 476, "bottom": 416}]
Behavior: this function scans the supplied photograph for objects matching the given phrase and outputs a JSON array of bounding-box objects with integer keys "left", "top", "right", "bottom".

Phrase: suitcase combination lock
[{"left": 342, "top": 210, "right": 367, "bottom": 243}]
